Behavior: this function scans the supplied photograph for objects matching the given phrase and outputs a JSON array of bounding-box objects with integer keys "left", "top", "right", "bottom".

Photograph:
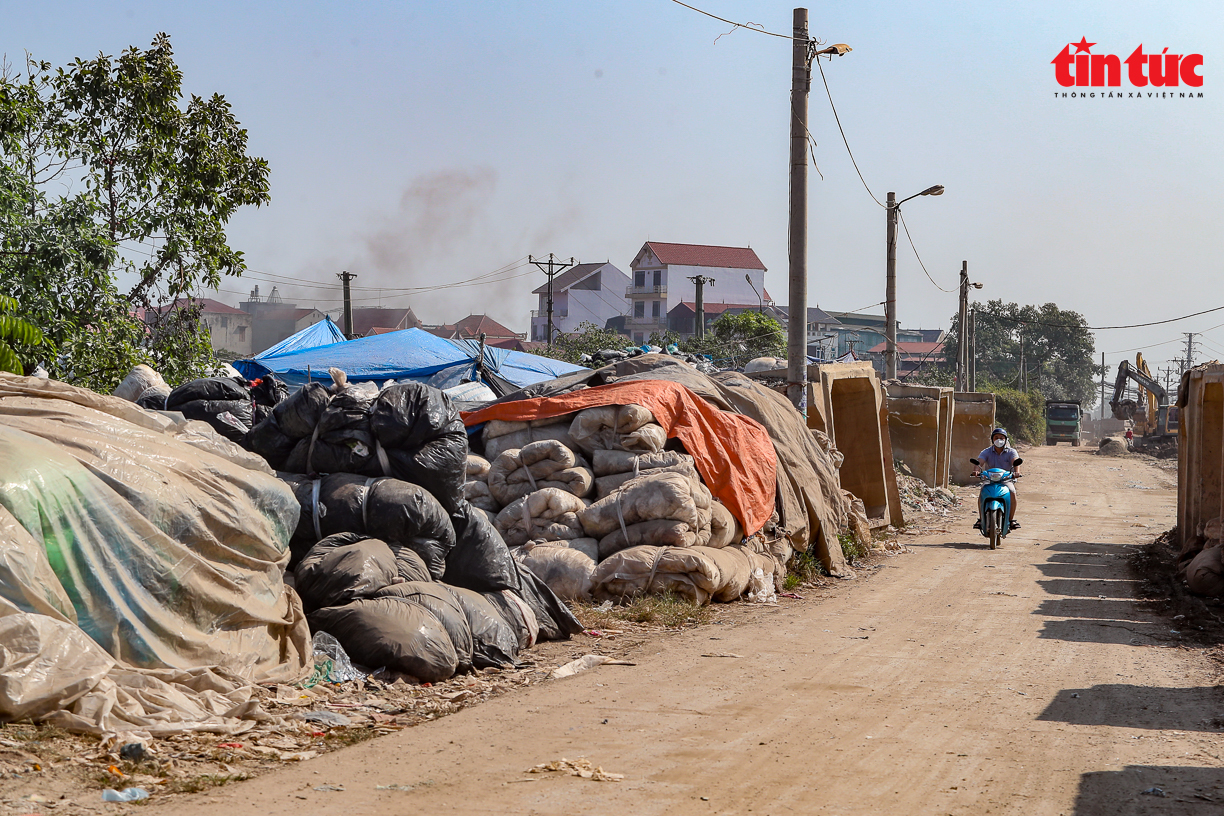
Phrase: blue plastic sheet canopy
[
  {"left": 235, "top": 317, "right": 347, "bottom": 380},
  {"left": 241, "top": 328, "right": 586, "bottom": 394}
]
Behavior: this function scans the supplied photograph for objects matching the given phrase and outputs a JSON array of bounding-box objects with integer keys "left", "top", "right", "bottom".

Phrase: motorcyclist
[{"left": 972, "top": 427, "right": 1021, "bottom": 530}]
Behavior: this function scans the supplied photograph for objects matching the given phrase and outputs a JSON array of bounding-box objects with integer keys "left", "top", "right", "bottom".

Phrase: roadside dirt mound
[{"left": 1097, "top": 437, "right": 1128, "bottom": 456}]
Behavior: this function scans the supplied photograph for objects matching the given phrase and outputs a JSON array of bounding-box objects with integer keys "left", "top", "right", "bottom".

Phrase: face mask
[{"left": 993, "top": 438, "right": 1006, "bottom": 448}]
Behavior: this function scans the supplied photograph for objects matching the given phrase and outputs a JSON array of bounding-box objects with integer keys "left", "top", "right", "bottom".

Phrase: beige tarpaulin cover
[{"left": 0, "top": 374, "right": 311, "bottom": 698}]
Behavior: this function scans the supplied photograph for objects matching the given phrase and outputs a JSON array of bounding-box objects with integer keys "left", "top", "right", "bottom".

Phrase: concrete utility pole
[
  {"left": 968, "top": 307, "right": 977, "bottom": 392},
  {"left": 787, "top": 7, "right": 811, "bottom": 409},
  {"left": 955, "top": 261, "right": 982, "bottom": 392},
  {"left": 529, "top": 254, "right": 575, "bottom": 350},
  {"left": 883, "top": 184, "right": 944, "bottom": 380},
  {"left": 337, "top": 270, "right": 357, "bottom": 338},
  {"left": 688, "top": 275, "right": 714, "bottom": 340}
]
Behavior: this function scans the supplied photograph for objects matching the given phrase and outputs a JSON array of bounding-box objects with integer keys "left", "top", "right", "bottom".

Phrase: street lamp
[
  {"left": 885, "top": 184, "right": 945, "bottom": 380},
  {"left": 745, "top": 273, "right": 763, "bottom": 314}
]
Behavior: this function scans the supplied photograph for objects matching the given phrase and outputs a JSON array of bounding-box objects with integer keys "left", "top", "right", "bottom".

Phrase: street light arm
[{"left": 895, "top": 184, "right": 945, "bottom": 207}]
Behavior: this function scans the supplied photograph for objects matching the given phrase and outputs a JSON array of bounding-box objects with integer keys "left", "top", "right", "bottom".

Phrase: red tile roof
[
  {"left": 150, "top": 297, "right": 248, "bottom": 315},
  {"left": 451, "top": 314, "right": 521, "bottom": 340},
  {"left": 669, "top": 301, "right": 765, "bottom": 317},
  {"left": 644, "top": 242, "right": 766, "bottom": 271}
]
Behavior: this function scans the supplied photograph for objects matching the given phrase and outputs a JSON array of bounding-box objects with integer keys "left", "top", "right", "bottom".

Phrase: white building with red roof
[
  {"left": 626, "top": 242, "right": 767, "bottom": 344},
  {"left": 147, "top": 297, "right": 253, "bottom": 357}
]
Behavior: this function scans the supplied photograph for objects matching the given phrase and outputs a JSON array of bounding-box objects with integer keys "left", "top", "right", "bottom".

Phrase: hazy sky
[{"left": 6, "top": 1, "right": 1222, "bottom": 383}]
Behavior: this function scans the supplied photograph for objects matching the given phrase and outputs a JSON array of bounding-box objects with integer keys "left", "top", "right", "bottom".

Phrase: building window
[
  {"left": 220, "top": 316, "right": 229, "bottom": 329},
  {"left": 653, "top": 270, "right": 661, "bottom": 287},
  {"left": 634, "top": 301, "right": 645, "bottom": 318},
  {"left": 237, "top": 326, "right": 246, "bottom": 342},
  {"left": 652, "top": 300, "right": 661, "bottom": 317},
  {"left": 633, "top": 333, "right": 644, "bottom": 344},
  {"left": 634, "top": 270, "right": 645, "bottom": 288}
]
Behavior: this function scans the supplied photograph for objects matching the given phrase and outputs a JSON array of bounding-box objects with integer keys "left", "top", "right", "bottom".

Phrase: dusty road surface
[{"left": 156, "top": 445, "right": 1224, "bottom": 815}]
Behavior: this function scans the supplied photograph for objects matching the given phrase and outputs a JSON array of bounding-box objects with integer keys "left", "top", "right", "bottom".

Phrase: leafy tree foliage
[
  {"left": 0, "top": 35, "right": 269, "bottom": 390},
  {"left": 684, "top": 311, "right": 786, "bottom": 367},
  {"left": 532, "top": 322, "right": 631, "bottom": 365},
  {"left": 0, "top": 294, "right": 42, "bottom": 374},
  {"left": 944, "top": 300, "right": 1096, "bottom": 407}
]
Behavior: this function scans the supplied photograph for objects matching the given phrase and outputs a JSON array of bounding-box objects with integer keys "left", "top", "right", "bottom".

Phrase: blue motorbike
[{"left": 968, "top": 457, "right": 1023, "bottom": 550}]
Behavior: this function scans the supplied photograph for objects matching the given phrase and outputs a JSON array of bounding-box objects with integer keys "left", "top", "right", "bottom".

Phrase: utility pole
[
  {"left": 529, "top": 254, "right": 575, "bottom": 350},
  {"left": 688, "top": 275, "right": 714, "bottom": 340},
  {"left": 885, "top": 191, "right": 898, "bottom": 380},
  {"left": 968, "top": 307, "right": 977, "bottom": 392},
  {"left": 337, "top": 270, "right": 357, "bottom": 338},
  {"left": 1183, "top": 332, "right": 1197, "bottom": 372},
  {"left": 786, "top": 7, "right": 811, "bottom": 409},
  {"left": 956, "top": 262, "right": 969, "bottom": 391},
  {"left": 1100, "top": 351, "right": 1106, "bottom": 420}
]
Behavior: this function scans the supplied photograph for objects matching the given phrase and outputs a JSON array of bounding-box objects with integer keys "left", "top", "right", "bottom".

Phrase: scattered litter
[
  {"left": 700, "top": 652, "right": 744, "bottom": 659},
  {"left": 528, "top": 757, "right": 624, "bottom": 782},
  {"left": 314, "top": 784, "right": 346, "bottom": 792},
  {"left": 300, "top": 710, "right": 353, "bottom": 727},
  {"left": 375, "top": 784, "right": 416, "bottom": 791},
  {"left": 1141, "top": 787, "right": 1167, "bottom": 797},
  {"left": 118, "top": 742, "right": 148, "bottom": 761},
  {"left": 308, "top": 631, "right": 367, "bottom": 685},
  {"left": 102, "top": 788, "right": 149, "bottom": 803},
  {"left": 551, "top": 654, "right": 636, "bottom": 679},
  {"left": 595, "top": 600, "right": 614, "bottom": 612}
]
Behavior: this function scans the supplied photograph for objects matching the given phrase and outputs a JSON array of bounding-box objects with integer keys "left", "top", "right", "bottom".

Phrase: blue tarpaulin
[
  {"left": 234, "top": 317, "right": 347, "bottom": 379},
  {"left": 237, "top": 327, "right": 586, "bottom": 392}
]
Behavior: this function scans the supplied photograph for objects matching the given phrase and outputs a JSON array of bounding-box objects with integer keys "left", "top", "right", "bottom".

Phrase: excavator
[{"left": 1109, "top": 352, "right": 1178, "bottom": 439}]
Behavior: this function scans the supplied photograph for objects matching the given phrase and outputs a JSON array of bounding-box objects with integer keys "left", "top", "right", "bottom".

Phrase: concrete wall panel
[
  {"left": 886, "top": 384, "right": 953, "bottom": 488},
  {"left": 950, "top": 393, "right": 997, "bottom": 486}
]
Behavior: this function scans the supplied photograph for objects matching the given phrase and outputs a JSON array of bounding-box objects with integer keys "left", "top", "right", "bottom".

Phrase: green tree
[
  {"left": 0, "top": 294, "right": 42, "bottom": 374},
  {"left": 944, "top": 300, "right": 1096, "bottom": 407},
  {"left": 684, "top": 311, "right": 786, "bottom": 368},
  {"left": 532, "top": 321, "right": 631, "bottom": 365},
  {"left": 0, "top": 35, "right": 269, "bottom": 390}
]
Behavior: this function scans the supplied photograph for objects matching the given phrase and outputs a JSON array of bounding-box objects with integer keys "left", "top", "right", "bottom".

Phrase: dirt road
[{"left": 157, "top": 445, "right": 1224, "bottom": 815}]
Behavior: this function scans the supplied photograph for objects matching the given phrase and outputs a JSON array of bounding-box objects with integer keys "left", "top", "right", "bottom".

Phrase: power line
[
  {"left": 815, "top": 58, "right": 884, "bottom": 208},
  {"left": 983, "top": 304, "right": 1224, "bottom": 331},
  {"left": 897, "top": 210, "right": 954, "bottom": 293},
  {"left": 667, "top": 0, "right": 802, "bottom": 41}
]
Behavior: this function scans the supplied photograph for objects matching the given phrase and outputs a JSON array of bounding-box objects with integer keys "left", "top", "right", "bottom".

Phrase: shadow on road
[
  {"left": 1073, "top": 765, "right": 1224, "bottom": 814},
  {"left": 1039, "top": 685, "right": 1224, "bottom": 732},
  {"left": 1034, "top": 541, "right": 1167, "bottom": 644},
  {"left": 918, "top": 541, "right": 988, "bottom": 550}
]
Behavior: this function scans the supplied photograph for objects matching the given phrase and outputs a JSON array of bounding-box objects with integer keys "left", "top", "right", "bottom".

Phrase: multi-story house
[
  {"left": 625, "top": 242, "right": 767, "bottom": 345},
  {"left": 529, "top": 262, "right": 630, "bottom": 343},
  {"left": 146, "top": 298, "right": 253, "bottom": 359}
]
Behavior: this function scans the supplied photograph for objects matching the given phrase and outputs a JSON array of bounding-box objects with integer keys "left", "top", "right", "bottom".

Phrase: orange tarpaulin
[{"left": 462, "top": 380, "right": 776, "bottom": 535}]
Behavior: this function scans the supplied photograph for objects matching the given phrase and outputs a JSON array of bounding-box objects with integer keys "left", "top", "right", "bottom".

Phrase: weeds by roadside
[{"left": 572, "top": 593, "right": 714, "bottom": 631}]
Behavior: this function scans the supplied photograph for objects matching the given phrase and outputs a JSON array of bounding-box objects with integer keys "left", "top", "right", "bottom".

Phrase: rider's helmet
[{"left": 990, "top": 427, "right": 1008, "bottom": 441}]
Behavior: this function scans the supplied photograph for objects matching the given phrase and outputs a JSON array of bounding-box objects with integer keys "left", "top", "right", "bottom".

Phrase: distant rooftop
[{"left": 642, "top": 242, "right": 766, "bottom": 271}]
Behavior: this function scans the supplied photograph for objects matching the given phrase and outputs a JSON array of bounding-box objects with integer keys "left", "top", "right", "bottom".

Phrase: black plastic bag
[
  {"left": 310, "top": 388, "right": 378, "bottom": 474},
  {"left": 445, "top": 501, "right": 519, "bottom": 593},
  {"left": 376, "top": 582, "right": 474, "bottom": 673},
  {"left": 166, "top": 376, "right": 249, "bottom": 408},
  {"left": 251, "top": 375, "right": 289, "bottom": 407},
  {"left": 173, "top": 398, "right": 254, "bottom": 442},
  {"left": 294, "top": 532, "right": 399, "bottom": 614},
  {"left": 135, "top": 389, "right": 169, "bottom": 410},
  {"left": 370, "top": 383, "right": 469, "bottom": 512},
  {"left": 247, "top": 415, "right": 298, "bottom": 470},
  {"left": 308, "top": 597, "right": 458, "bottom": 682},
  {"left": 281, "top": 474, "right": 456, "bottom": 580},
  {"left": 273, "top": 382, "right": 332, "bottom": 439},
  {"left": 442, "top": 584, "right": 519, "bottom": 669},
  {"left": 514, "top": 561, "right": 584, "bottom": 642}
]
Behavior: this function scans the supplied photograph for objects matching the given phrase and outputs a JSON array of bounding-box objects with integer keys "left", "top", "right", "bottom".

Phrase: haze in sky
[{"left": 5, "top": 1, "right": 1222, "bottom": 385}]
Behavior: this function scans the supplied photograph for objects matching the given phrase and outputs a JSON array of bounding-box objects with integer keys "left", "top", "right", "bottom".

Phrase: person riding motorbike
[{"left": 972, "top": 427, "right": 1021, "bottom": 530}]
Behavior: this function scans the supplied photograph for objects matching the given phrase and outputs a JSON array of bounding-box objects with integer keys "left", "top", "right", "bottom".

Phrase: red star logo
[{"left": 1071, "top": 37, "right": 1095, "bottom": 54}]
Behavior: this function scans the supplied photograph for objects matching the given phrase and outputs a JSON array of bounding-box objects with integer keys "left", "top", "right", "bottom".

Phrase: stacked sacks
[
  {"left": 591, "top": 449, "right": 697, "bottom": 499},
  {"left": 514, "top": 540, "right": 598, "bottom": 601},
  {"left": 165, "top": 376, "right": 254, "bottom": 443},
  {"left": 464, "top": 455, "right": 497, "bottom": 513},
  {"left": 495, "top": 488, "right": 587, "bottom": 547},
  {"left": 579, "top": 471, "right": 713, "bottom": 559},
  {"left": 482, "top": 415, "right": 579, "bottom": 462},
  {"left": 488, "top": 440, "right": 594, "bottom": 506},
  {"left": 588, "top": 544, "right": 762, "bottom": 605},
  {"left": 113, "top": 364, "right": 171, "bottom": 410},
  {"left": 246, "top": 376, "right": 468, "bottom": 513},
  {"left": 569, "top": 404, "right": 667, "bottom": 456},
  {"left": 296, "top": 533, "right": 524, "bottom": 677}
]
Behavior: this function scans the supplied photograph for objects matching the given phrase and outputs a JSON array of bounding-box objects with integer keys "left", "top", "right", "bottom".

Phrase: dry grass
[{"left": 572, "top": 593, "right": 714, "bottom": 630}]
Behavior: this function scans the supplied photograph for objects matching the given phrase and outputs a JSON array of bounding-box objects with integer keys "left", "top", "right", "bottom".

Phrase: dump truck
[{"left": 1045, "top": 400, "right": 1082, "bottom": 446}]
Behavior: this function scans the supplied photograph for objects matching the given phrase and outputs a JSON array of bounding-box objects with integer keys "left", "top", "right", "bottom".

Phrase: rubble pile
[{"left": 894, "top": 467, "right": 960, "bottom": 515}]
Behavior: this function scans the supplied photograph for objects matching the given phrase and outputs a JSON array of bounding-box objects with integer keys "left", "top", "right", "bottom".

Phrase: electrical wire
[
  {"left": 897, "top": 210, "right": 954, "bottom": 293},
  {"left": 984, "top": 304, "right": 1224, "bottom": 331},
  {"left": 668, "top": 0, "right": 802, "bottom": 41},
  {"left": 815, "top": 58, "right": 885, "bottom": 208}
]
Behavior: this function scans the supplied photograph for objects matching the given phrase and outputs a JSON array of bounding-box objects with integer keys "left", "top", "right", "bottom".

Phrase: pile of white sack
[{"left": 472, "top": 404, "right": 779, "bottom": 605}]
